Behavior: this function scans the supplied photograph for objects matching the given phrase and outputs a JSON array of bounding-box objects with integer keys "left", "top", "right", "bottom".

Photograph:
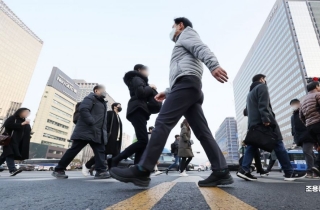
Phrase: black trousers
[
  {"left": 308, "top": 122, "right": 320, "bottom": 144},
  {"left": 55, "top": 140, "right": 106, "bottom": 172},
  {"left": 180, "top": 157, "right": 192, "bottom": 172},
  {"left": 239, "top": 150, "right": 263, "bottom": 172},
  {"left": 139, "top": 76, "right": 227, "bottom": 171},
  {"left": 113, "top": 109, "right": 149, "bottom": 164}
]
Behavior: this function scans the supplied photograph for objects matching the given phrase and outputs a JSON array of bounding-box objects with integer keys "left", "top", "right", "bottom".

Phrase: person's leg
[
  {"left": 267, "top": 159, "right": 276, "bottom": 172},
  {"left": 184, "top": 157, "right": 192, "bottom": 171},
  {"left": 303, "top": 142, "right": 314, "bottom": 174},
  {"left": 85, "top": 156, "right": 95, "bottom": 169},
  {"left": 0, "top": 155, "right": 6, "bottom": 166},
  {"left": 168, "top": 155, "right": 179, "bottom": 170},
  {"left": 6, "top": 155, "right": 17, "bottom": 172},
  {"left": 55, "top": 140, "right": 87, "bottom": 171},
  {"left": 273, "top": 141, "right": 293, "bottom": 175},
  {"left": 184, "top": 97, "right": 227, "bottom": 170},
  {"left": 180, "top": 157, "right": 186, "bottom": 172},
  {"left": 254, "top": 149, "right": 263, "bottom": 172},
  {"left": 239, "top": 156, "right": 244, "bottom": 166},
  {"left": 241, "top": 145, "right": 258, "bottom": 172},
  {"left": 89, "top": 142, "right": 107, "bottom": 172}
]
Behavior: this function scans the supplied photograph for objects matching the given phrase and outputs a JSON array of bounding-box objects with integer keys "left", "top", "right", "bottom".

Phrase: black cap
[{"left": 290, "top": 99, "right": 300, "bottom": 105}]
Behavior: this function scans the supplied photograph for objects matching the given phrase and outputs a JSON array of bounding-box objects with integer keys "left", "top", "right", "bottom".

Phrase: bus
[
  {"left": 22, "top": 158, "right": 71, "bottom": 171},
  {"left": 286, "top": 150, "right": 318, "bottom": 171}
]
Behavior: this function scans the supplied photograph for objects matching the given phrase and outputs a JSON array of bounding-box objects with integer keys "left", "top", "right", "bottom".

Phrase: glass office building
[
  {"left": 215, "top": 117, "right": 239, "bottom": 162},
  {"left": 233, "top": 0, "right": 320, "bottom": 148},
  {"left": 0, "top": 0, "right": 43, "bottom": 126}
]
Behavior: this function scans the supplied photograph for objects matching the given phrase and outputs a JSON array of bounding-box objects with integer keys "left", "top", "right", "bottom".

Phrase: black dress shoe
[
  {"left": 199, "top": 168, "right": 234, "bottom": 187},
  {"left": 110, "top": 165, "right": 151, "bottom": 187}
]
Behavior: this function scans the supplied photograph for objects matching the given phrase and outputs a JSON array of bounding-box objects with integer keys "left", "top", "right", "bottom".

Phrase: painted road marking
[
  {"left": 199, "top": 187, "right": 257, "bottom": 210},
  {"left": 105, "top": 182, "right": 176, "bottom": 210}
]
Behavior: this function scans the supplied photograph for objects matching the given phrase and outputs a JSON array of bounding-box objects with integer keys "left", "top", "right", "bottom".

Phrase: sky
[{"left": 7, "top": 0, "right": 276, "bottom": 164}]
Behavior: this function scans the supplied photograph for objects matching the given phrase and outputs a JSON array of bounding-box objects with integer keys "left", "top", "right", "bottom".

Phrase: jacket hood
[{"left": 123, "top": 70, "right": 148, "bottom": 86}]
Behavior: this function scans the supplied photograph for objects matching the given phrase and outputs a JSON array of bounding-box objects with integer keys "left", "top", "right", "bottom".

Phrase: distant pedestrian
[
  {"left": 109, "top": 65, "right": 157, "bottom": 167},
  {"left": 82, "top": 102, "right": 123, "bottom": 176},
  {"left": 178, "top": 119, "right": 194, "bottom": 177},
  {"left": 0, "top": 108, "right": 31, "bottom": 176},
  {"left": 52, "top": 85, "right": 109, "bottom": 179},
  {"left": 237, "top": 74, "right": 305, "bottom": 181},
  {"left": 299, "top": 81, "right": 320, "bottom": 176},
  {"left": 165, "top": 135, "right": 180, "bottom": 175}
]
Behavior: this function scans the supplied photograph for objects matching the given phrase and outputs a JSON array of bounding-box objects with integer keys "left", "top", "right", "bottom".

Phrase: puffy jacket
[
  {"left": 165, "top": 27, "right": 220, "bottom": 95},
  {"left": 71, "top": 93, "right": 108, "bottom": 145},
  {"left": 178, "top": 125, "right": 194, "bottom": 158},
  {"left": 123, "top": 71, "right": 153, "bottom": 119},
  {"left": 300, "top": 92, "right": 320, "bottom": 127},
  {"left": 291, "top": 109, "right": 315, "bottom": 146}
]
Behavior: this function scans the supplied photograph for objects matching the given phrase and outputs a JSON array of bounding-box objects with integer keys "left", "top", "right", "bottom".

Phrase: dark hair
[
  {"left": 174, "top": 17, "right": 193, "bottom": 28},
  {"left": 307, "top": 81, "right": 320, "bottom": 92},
  {"left": 93, "top": 85, "right": 104, "bottom": 93},
  {"left": 289, "top": 99, "right": 300, "bottom": 105},
  {"left": 134, "top": 64, "right": 147, "bottom": 71},
  {"left": 148, "top": 126, "right": 154, "bottom": 132},
  {"left": 181, "top": 118, "right": 190, "bottom": 130},
  {"left": 175, "top": 135, "right": 180, "bottom": 139},
  {"left": 111, "top": 103, "right": 121, "bottom": 110},
  {"left": 252, "top": 74, "right": 266, "bottom": 82},
  {"left": 14, "top": 108, "right": 30, "bottom": 118}
]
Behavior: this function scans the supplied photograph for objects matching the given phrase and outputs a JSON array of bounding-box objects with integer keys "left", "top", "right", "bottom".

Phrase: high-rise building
[
  {"left": 215, "top": 117, "right": 239, "bottom": 162},
  {"left": 73, "top": 79, "right": 117, "bottom": 163},
  {"left": 31, "top": 67, "right": 79, "bottom": 149},
  {"left": 0, "top": 0, "right": 43, "bottom": 126},
  {"left": 233, "top": 0, "right": 320, "bottom": 148}
]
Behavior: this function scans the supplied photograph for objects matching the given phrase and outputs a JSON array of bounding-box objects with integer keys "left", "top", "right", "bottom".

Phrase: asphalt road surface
[{"left": 0, "top": 170, "right": 318, "bottom": 210}]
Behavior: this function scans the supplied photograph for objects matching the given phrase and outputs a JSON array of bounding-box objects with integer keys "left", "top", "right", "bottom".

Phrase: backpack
[
  {"left": 147, "top": 89, "right": 162, "bottom": 114},
  {"left": 171, "top": 142, "right": 176, "bottom": 154},
  {"left": 73, "top": 102, "right": 81, "bottom": 124}
]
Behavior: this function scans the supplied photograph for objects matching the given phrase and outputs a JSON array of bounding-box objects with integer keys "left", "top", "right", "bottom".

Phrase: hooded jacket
[{"left": 123, "top": 71, "right": 153, "bottom": 119}]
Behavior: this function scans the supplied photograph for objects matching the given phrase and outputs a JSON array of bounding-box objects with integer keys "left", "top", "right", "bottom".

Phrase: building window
[
  {"left": 51, "top": 106, "right": 72, "bottom": 118},
  {"left": 47, "top": 119, "right": 69, "bottom": 130},
  {"left": 43, "top": 133, "right": 66, "bottom": 142},
  {"left": 49, "top": 113, "right": 70, "bottom": 123},
  {"left": 45, "top": 126, "right": 68, "bottom": 135},
  {"left": 54, "top": 93, "right": 74, "bottom": 107},
  {"left": 41, "top": 140, "right": 64, "bottom": 148},
  {"left": 52, "top": 99, "right": 73, "bottom": 112}
]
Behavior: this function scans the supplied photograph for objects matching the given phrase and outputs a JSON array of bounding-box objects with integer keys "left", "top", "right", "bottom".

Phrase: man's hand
[
  {"left": 211, "top": 67, "right": 228, "bottom": 83},
  {"left": 155, "top": 92, "right": 166, "bottom": 102},
  {"left": 149, "top": 84, "right": 157, "bottom": 90},
  {"left": 22, "top": 121, "right": 30, "bottom": 126},
  {"left": 263, "top": 122, "right": 270, "bottom": 126}
]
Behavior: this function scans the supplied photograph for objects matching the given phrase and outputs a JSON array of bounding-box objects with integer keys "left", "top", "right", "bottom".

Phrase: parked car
[{"left": 192, "top": 164, "right": 205, "bottom": 172}]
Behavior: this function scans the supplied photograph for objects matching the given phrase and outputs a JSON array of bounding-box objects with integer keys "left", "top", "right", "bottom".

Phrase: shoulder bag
[{"left": 0, "top": 120, "right": 16, "bottom": 146}]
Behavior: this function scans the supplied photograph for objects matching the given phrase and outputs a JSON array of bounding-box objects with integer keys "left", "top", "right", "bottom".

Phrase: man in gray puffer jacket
[{"left": 110, "top": 17, "right": 232, "bottom": 188}]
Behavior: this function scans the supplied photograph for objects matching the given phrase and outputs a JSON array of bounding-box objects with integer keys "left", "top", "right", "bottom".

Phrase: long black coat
[
  {"left": 105, "top": 110, "right": 122, "bottom": 155},
  {"left": 247, "top": 83, "right": 282, "bottom": 140},
  {"left": 123, "top": 71, "right": 153, "bottom": 120},
  {"left": 71, "top": 93, "right": 108, "bottom": 145},
  {"left": 2, "top": 116, "right": 31, "bottom": 160},
  {"left": 291, "top": 109, "right": 315, "bottom": 146}
]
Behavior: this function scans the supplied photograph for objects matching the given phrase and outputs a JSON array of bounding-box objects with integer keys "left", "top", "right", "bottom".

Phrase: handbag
[
  {"left": 0, "top": 120, "right": 15, "bottom": 146},
  {"left": 107, "top": 112, "right": 114, "bottom": 139},
  {"left": 147, "top": 89, "right": 162, "bottom": 114},
  {"left": 244, "top": 124, "right": 278, "bottom": 152}
]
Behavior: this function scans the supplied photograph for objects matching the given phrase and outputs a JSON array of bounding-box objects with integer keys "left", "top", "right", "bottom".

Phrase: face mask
[
  {"left": 169, "top": 27, "right": 176, "bottom": 41},
  {"left": 291, "top": 105, "right": 299, "bottom": 111},
  {"left": 100, "top": 91, "right": 107, "bottom": 98},
  {"left": 117, "top": 107, "right": 122, "bottom": 112}
]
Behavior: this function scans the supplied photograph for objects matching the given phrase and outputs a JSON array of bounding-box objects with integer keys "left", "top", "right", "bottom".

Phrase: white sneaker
[
  {"left": 179, "top": 170, "right": 188, "bottom": 177},
  {"left": 82, "top": 163, "right": 89, "bottom": 177},
  {"left": 154, "top": 171, "right": 163, "bottom": 176}
]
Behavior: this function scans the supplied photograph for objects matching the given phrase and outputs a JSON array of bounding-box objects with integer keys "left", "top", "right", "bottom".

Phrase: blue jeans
[
  {"left": 0, "top": 155, "right": 16, "bottom": 172},
  {"left": 242, "top": 141, "right": 293, "bottom": 175},
  {"left": 168, "top": 155, "right": 180, "bottom": 170}
]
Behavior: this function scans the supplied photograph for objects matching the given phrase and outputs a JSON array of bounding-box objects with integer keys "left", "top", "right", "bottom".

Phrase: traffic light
[{"left": 306, "top": 77, "right": 320, "bottom": 83}]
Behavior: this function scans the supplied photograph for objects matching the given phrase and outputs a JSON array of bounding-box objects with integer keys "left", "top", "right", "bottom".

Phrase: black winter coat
[
  {"left": 123, "top": 71, "right": 153, "bottom": 119},
  {"left": 71, "top": 93, "right": 108, "bottom": 145},
  {"left": 2, "top": 116, "right": 31, "bottom": 160},
  {"left": 291, "top": 109, "right": 315, "bottom": 146},
  {"left": 105, "top": 110, "right": 122, "bottom": 155},
  {"left": 247, "top": 83, "right": 282, "bottom": 140}
]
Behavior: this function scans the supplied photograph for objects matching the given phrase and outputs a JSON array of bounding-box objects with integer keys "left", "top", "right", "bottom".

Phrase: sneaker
[
  {"left": 179, "top": 170, "right": 188, "bottom": 177},
  {"left": 82, "top": 163, "right": 90, "bottom": 177},
  {"left": 198, "top": 169, "right": 234, "bottom": 187},
  {"left": 284, "top": 172, "right": 306, "bottom": 181},
  {"left": 52, "top": 170, "right": 68, "bottom": 179},
  {"left": 236, "top": 168, "right": 257, "bottom": 181},
  {"left": 165, "top": 169, "right": 169, "bottom": 175},
  {"left": 94, "top": 171, "right": 111, "bottom": 179},
  {"left": 110, "top": 165, "right": 151, "bottom": 187},
  {"left": 154, "top": 171, "right": 163, "bottom": 176},
  {"left": 10, "top": 169, "right": 22, "bottom": 176},
  {"left": 312, "top": 167, "right": 320, "bottom": 177}
]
